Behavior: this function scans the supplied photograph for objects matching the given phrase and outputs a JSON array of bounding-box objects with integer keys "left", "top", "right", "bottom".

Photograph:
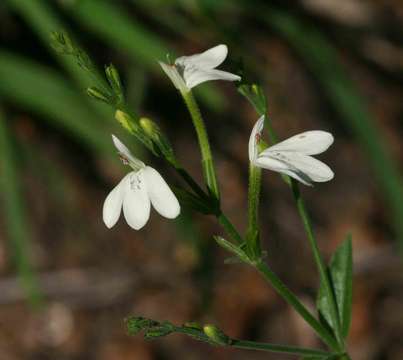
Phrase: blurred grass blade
[
  {"left": 0, "top": 51, "right": 112, "bottom": 153},
  {"left": 5, "top": 0, "right": 111, "bottom": 118},
  {"left": 66, "top": 0, "right": 223, "bottom": 110},
  {"left": 0, "top": 110, "right": 43, "bottom": 308},
  {"left": 265, "top": 8, "right": 403, "bottom": 250},
  {"left": 317, "top": 236, "right": 353, "bottom": 339}
]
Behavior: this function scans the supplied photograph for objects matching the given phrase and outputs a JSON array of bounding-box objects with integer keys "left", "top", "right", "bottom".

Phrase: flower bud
[
  {"left": 125, "top": 316, "right": 158, "bottom": 336},
  {"left": 140, "top": 117, "right": 174, "bottom": 160},
  {"left": 115, "top": 110, "right": 136, "bottom": 133},
  {"left": 87, "top": 86, "right": 111, "bottom": 104},
  {"left": 105, "top": 64, "right": 123, "bottom": 98},
  {"left": 203, "top": 324, "right": 231, "bottom": 345}
]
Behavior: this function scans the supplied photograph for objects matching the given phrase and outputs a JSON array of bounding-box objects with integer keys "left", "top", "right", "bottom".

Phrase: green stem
[
  {"left": 291, "top": 180, "right": 344, "bottom": 348},
  {"left": 181, "top": 90, "right": 220, "bottom": 200},
  {"left": 231, "top": 339, "right": 329, "bottom": 357},
  {"left": 172, "top": 162, "right": 209, "bottom": 201},
  {"left": 246, "top": 163, "right": 262, "bottom": 258},
  {"left": 254, "top": 260, "right": 340, "bottom": 351},
  {"left": 175, "top": 326, "right": 330, "bottom": 357},
  {"left": 217, "top": 213, "right": 243, "bottom": 245}
]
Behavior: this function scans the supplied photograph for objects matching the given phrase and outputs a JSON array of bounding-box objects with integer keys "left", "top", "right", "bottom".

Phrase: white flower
[
  {"left": 103, "top": 135, "right": 180, "bottom": 230},
  {"left": 249, "top": 116, "right": 334, "bottom": 186},
  {"left": 159, "top": 44, "right": 241, "bottom": 92}
]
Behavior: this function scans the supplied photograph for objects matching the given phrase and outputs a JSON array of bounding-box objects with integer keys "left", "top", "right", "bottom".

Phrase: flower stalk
[
  {"left": 246, "top": 163, "right": 262, "bottom": 258},
  {"left": 181, "top": 90, "right": 220, "bottom": 201},
  {"left": 127, "top": 316, "right": 334, "bottom": 357}
]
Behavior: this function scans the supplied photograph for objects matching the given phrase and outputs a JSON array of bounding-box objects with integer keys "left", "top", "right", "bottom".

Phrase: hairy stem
[
  {"left": 246, "top": 163, "right": 262, "bottom": 257},
  {"left": 181, "top": 90, "right": 220, "bottom": 200}
]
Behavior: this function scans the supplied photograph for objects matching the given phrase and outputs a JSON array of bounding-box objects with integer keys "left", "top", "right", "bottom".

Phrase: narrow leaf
[
  {"left": 317, "top": 235, "right": 353, "bottom": 339},
  {"left": 213, "top": 236, "right": 250, "bottom": 263},
  {"left": 330, "top": 235, "right": 353, "bottom": 338}
]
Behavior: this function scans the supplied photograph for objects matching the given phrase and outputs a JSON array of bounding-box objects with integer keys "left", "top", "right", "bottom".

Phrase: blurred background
[{"left": 0, "top": 0, "right": 402, "bottom": 359}]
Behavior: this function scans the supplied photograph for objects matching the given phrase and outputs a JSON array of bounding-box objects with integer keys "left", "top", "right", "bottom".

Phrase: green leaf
[
  {"left": 317, "top": 236, "right": 353, "bottom": 339},
  {"left": 213, "top": 236, "right": 251, "bottom": 264},
  {"left": 330, "top": 235, "right": 353, "bottom": 338}
]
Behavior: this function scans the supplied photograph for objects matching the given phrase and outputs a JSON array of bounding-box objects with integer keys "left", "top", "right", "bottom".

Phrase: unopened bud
[
  {"left": 140, "top": 117, "right": 174, "bottom": 160},
  {"left": 105, "top": 64, "right": 123, "bottom": 98},
  {"left": 125, "top": 316, "right": 158, "bottom": 336},
  {"left": 203, "top": 324, "right": 231, "bottom": 346},
  {"left": 140, "top": 117, "right": 159, "bottom": 137},
  {"left": 115, "top": 110, "right": 136, "bottom": 133},
  {"left": 87, "top": 87, "right": 111, "bottom": 104}
]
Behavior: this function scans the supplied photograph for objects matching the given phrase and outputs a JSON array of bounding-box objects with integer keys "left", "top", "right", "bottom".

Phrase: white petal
[
  {"left": 258, "top": 151, "right": 334, "bottom": 184},
  {"left": 175, "top": 44, "right": 228, "bottom": 70},
  {"left": 254, "top": 156, "right": 313, "bottom": 185},
  {"left": 143, "top": 166, "right": 180, "bottom": 219},
  {"left": 184, "top": 68, "right": 241, "bottom": 89},
  {"left": 102, "top": 174, "right": 127, "bottom": 228},
  {"left": 122, "top": 171, "right": 151, "bottom": 230},
  {"left": 249, "top": 116, "right": 265, "bottom": 162},
  {"left": 111, "top": 135, "right": 145, "bottom": 168},
  {"left": 262, "top": 131, "right": 334, "bottom": 155},
  {"left": 159, "top": 61, "right": 188, "bottom": 92}
]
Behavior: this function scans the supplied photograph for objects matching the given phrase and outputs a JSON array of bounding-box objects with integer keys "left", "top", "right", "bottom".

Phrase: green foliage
[
  {"left": 0, "top": 112, "right": 43, "bottom": 308},
  {"left": 317, "top": 236, "right": 353, "bottom": 340},
  {"left": 0, "top": 51, "right": 113, "bottom": 153}
]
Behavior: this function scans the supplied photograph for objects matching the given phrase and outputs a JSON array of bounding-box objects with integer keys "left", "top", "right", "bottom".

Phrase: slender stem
[
  {"left": 217, "top": 213, "right": 243, "bottom": 245},
  {"left": 231, "top": 339, "right": 329, "bottom": 357},
  {"left": 174, "top": 326, "right": 330, "bottom": 357},
  {"left": 172, "top": 163, "right": 209, "bottom": 201},
  {"left": 181, "top": 90, "right": 220, "bottom": 200},
  {"left": 291, "top": 180, "right": 344, "bottom": 348},
  {"left": 246, "top": 163, "right": 262, "bottom": 257},
  {"left": 254, "top": 260, "right": 340, "bottom": 351}
]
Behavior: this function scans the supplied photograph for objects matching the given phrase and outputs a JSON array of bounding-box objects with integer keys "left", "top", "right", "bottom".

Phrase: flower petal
[
  {"left": 175, "top": 44, "right": 228, "bottom": 70},
  {"left": 184, "top": 68, "right": 241, "bottom": 89},
  {"left": 254, "top": 156, "right": 314, "bottom": 186},
  {"left": 249, "top": 116, "right": 265, "bottom": 162},
  {"left": 143, "top": 166, "right": 180, "bottom": 219},
  {"left": 111, "top": 135, "right": 145, "bottom": 168},
  {"left": 122, "top": 171, "right": 151, "bottom": 230},
  {"left": 102, "top": 174, "right": 127, "bottom": 228},
  {"left": 159, "top": 61, "right": 188, "bottom": 91},
  {"left": 258, "top": 151, "right": 334, "bottom": 184},
  {"left": 262, "top": 131, "right": 334, "bottom": 155}
]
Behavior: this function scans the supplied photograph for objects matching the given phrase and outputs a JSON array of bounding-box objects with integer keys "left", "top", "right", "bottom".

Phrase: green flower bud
[
  {"left": 87, "top": 87, "right": 111, "bottom": 104},
  {"left": 144, "top": 322, "right": 174, "bottom": 340},
  {"left": 140, "top": 117, "right": 175, "bottom": 160},
  {"left": 125, "top": 316, "right": 159, "bottom": 336},
  {"left": 139, "top": 117, "right": 158, "bottom": 138},
  {"left": 105, "top": 64, "right": 123, "bottom": 100},
  {"left": 203, "top": 324, "right": 231, "bottom": 346},
  {"left": 115, "top": 110, "right": 137, "bottom": 134}
]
